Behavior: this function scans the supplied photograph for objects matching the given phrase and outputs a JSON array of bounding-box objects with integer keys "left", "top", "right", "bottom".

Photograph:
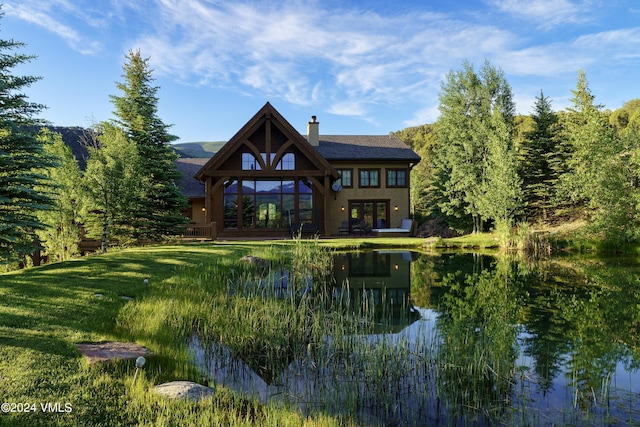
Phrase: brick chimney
[{"left": 307, "top": 115, "right": 319, "bottom": 146}]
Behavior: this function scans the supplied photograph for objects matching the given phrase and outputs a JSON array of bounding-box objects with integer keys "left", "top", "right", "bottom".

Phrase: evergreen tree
[
  {"left": 557, "top": 71, "right": 617, "bottom": 214},
  {"left": 110, "top": 50, "right": 187, "bottom": 241},
  {"left": 35, "top": 129, "right": 85, "bottom": 261},
  {"left": 0, "top": 29, "right": 55, "bottom": 262},
  {"left": 433, "top": 60, "right": 520, "bottom": 233},
  {"left": 520, "top": 91, "right": 561, "bottom": 222}
]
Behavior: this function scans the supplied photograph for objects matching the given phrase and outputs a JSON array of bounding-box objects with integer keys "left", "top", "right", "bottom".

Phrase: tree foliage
[
  {"left": 557, "top": 71, "right": 618, "bottom": 210},
  {"left": 0, "top": 31, "right": 55, "bottom": 262},
  {"left": 35, "top": 129, "right": 85, "bottom": 261},
  {"left": 83, "top": 123, "right": 143, "bottom": 252},
  {"left": 519, "top": 91, "right": 562, "bottom": 222},
  {"left": 393, "top": 124, "right": 437, "bottom": 219},
  {"left": 433, "top": 60, "right": 521, "bottom": 233},
  {"left": 109, "top": 50, "right": 187, "bottom": 241}
]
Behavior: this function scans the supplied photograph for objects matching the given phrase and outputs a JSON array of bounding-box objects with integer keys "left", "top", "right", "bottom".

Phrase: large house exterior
[{"left": 176, "top": 102, "right": 420, "bottom": 239}]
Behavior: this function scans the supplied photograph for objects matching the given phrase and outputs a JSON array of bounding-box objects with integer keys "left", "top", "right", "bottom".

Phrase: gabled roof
[
  {"left": 195, "top": 102, "right": 339, "bottom": 181},
  {"left": 312, "top": 135, "right": 421, "bottom": 162}
]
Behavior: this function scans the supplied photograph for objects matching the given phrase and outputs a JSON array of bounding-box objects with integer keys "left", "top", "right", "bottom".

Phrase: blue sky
[{"left": 3, "top": 0, "right": 639, "bottom": 142}]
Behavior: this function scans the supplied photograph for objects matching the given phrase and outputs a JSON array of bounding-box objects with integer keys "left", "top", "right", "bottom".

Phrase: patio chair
[{"left": 338, "top": 220, "right": 349, "bottom": 235}]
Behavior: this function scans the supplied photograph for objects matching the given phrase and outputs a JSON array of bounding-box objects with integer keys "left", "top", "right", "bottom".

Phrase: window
[
  {"left": 245, "top": 152, "right": 295, "bottom": 170},
  {"left": 278, "top": 153, "right": 295, "bottom": 170},
  {"left": 359, "top": 169, "right": 380, "bottom": 188},
  {"left": 336, "top": 169, "right": 352, "bottom": 188},
  {"left": 242, "top": 153, "right": 261, "bottom": 170},
  {"left": 223, "top": 179, "right": 239, "bottom": 228},
  {"left": 225, "top": 178, "right": 313, "bottom": 229},
  {"left": 387, "top": 169, "right": 407, "bottom": 187}
]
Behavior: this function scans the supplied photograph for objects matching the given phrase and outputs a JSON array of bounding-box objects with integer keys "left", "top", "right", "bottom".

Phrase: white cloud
[
  {"left": 131, "top": 2, "right": 527, "bottom": 120},
  {"left": 487, "top": 0, "right": 589, "bottom": 29},
  {"left": 7, "top": 0, "right": 637, "bottom": 126},
  {"left": 4, "top": 1, "right": 103, "bottom": 54}
]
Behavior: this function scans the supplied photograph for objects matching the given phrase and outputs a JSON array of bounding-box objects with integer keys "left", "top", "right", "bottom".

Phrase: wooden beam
[
  {"left": 205, "top": 170, "right": 327, "bottom": 178},
  {"left": 306, "top": 176, "right": 325, "bottom": 196}
]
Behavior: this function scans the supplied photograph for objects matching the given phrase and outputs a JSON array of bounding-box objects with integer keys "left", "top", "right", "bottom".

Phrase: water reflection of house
[
  {"left": 333, "top": 250, "right": 420, "bottom": 332},
  {"left": 175, "top": 102, "right": 420, "bottom": 239}
]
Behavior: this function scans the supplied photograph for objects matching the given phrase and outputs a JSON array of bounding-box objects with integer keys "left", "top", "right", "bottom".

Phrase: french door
[{"left": 349, "top": 200, "right": 389, "bottom": 231}]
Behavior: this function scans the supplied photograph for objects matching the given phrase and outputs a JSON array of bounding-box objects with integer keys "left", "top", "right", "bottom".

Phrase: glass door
[{"left": 349, "top": 200, "right": 389, "bottom": 233}]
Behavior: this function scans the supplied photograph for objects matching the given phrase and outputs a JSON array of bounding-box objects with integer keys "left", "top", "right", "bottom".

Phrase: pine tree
[
  {"left": 0, "top": 31, "right": 55, "bottom": 262},
  {"left": 110, "top": 50, "right": 187, "bottom": 241},
  {"left": 520, "top": 91, "right": 561, "bottom": 222},
  {"left": 557, "top": 70, "right": 617, "bottom": 213}
]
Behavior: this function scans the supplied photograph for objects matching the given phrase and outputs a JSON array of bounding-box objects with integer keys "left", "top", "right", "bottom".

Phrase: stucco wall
[{"left": 326, "top": 161, "right": 412, "bottom": 236}]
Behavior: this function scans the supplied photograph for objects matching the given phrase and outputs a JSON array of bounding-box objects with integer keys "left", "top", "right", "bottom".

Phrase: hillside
[
  {"left": 29, "top": 126, "right": 224, "bottom": 163},
  {"left": 172, "top": 141, "right": 226, "bottom": 158}
]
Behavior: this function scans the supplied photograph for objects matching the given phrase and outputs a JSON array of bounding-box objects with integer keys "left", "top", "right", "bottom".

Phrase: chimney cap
[{"left": 310, "top": 115, "right": 317, "bottom": 123}]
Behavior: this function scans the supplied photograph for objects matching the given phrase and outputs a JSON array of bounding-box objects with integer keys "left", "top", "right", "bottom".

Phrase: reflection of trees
[
  {"left": 242, "top": 196, "right": 254, "bottom": 227},
  {"left": 422, "top": 252, "right": 640, "bottom": 416},
  {"left": 554, "top": 256, "right": 640, "bottom": 409},
  {"left": 518, "top": 263, "right": 576, "bottom": 395},
  {"left": 409, "top": 254, "right": 439, "bottom": 308},
  {"left": 516, "top": 256, "right": 640, "bottom": 407},
  {"left": 434, "top": 257, "right": 520, "bottom": 423}
]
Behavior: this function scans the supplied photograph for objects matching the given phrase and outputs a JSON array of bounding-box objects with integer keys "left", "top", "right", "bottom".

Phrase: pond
[{"left": 190, "top": 250, "right": 640, "bottom": 426}]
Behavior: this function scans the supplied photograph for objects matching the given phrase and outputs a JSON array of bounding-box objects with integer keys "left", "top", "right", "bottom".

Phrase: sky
[{"left": 3, "top": 0, "right": 639, "bottom": 143}]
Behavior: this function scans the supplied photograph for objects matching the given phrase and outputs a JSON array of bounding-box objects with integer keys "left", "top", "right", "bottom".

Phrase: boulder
[{"left": 154, "top": 381, "right": 215, "bottom": 402}]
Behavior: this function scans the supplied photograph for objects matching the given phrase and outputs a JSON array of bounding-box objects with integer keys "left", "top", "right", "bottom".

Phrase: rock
[
  {"left": 76, "top": 342, "right": 153, "bottom": 364},
  {"left": 154, "top": 381, "right": 215, "bottom": 402}
]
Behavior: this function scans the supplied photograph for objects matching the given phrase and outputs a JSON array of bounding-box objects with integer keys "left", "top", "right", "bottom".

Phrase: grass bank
[{"left": 0, "top": 241, "right": 365, "bottom": 426}]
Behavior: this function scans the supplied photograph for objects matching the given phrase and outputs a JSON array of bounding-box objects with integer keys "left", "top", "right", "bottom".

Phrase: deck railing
[{"left": 181, "top": 224, "right": 214, "bottom": 239}]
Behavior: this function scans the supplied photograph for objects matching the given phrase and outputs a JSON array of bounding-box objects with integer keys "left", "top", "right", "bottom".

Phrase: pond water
[{"left": 190, "top": 250, "right": 640, "bottom": 426}]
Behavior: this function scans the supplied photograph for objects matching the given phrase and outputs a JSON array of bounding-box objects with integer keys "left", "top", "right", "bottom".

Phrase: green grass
[
  {"left": 3, "top": 234, "right": 632, "bottom": 426},
  {"left": 0, "top": 241, "right": 378, "bottom": 426},
  {"left": 428, "top": 232, "right": 501, "bottom": 249}
]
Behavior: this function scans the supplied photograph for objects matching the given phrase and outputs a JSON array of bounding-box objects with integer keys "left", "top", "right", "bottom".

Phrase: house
[{"left": 176, "top": 102, "right": 420, "bottom": 238}]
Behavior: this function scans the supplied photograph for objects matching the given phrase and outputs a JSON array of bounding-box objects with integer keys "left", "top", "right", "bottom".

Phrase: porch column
[{"left": 323, "top": 173, "right": 330, "bottom": 237}]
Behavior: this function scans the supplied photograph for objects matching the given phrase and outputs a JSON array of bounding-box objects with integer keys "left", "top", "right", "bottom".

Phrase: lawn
[
  {"left": 3, "top": 231, "right": 581, "bottom": 427},
  {"left": 0, "top": 243, "right": 281, "bottom": 426},
  {"left": 1, "top": 239, "right": 426, "bottom": 427}
]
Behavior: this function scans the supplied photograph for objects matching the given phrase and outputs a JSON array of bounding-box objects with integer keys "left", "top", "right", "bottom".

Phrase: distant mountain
[
  {"left": 25, "top": 126, "right": 91, "bottom": 169},
  {"left": 27, "top": 125, "right": 223, "bottom": 165},
  {"left": 173, "top": 141, "right": 225, "bottom": 158}
]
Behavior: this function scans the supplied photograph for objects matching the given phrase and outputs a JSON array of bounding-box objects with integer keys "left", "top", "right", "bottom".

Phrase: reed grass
[{"left": 3, "top": 239, "right": 637, "bottom": 426}]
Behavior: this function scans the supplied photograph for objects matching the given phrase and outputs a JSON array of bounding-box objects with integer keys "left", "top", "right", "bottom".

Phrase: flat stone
[
  {"left": 120, "top": 295, "right": 134, "bottom": 300},
  {"left": 154, "top": 381, "right": 215, "bottom": 402},
  {"left": 76, "top": 342, "right": 153, "bottom": 364}
]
